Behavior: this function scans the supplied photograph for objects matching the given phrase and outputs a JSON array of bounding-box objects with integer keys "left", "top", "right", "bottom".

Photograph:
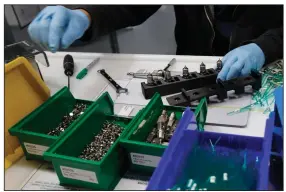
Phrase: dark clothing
[{"left": 80, "top": 5, "right": 283, "bottom": 64}]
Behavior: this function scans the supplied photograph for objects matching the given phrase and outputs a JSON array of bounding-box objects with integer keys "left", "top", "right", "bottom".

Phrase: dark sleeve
[
  {"left": 251, "top": 27, "right": 283, "bottom": 65},
  {"left": 78, "top": 5, "right": 161, "bottom": 41}
]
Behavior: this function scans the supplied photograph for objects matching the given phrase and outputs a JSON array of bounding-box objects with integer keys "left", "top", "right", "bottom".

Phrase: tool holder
[
  {"left": 166, "top": 71, "right": 262, "bottom": 107},
  {"left": 141, "top": 68, "right": 219, "bottom": 99}
]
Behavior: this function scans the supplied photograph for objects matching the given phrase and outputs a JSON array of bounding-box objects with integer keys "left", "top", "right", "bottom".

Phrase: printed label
[
  {"left": 118, "top": 105, "right": 134, "bottom": 117},
  {"left": 24, "top": 142, "right": 49, "bottom": 156},
  {"left": 60, "top": 166, "right": 98, "bottom": 184},
  {"left": 130, "top": 153, "right": 161, "bottom": 168}
]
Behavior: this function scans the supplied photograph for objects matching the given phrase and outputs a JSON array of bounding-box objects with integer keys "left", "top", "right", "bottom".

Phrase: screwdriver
[{"left": 63, "top": 54, "right": 74, "bottom": 90}]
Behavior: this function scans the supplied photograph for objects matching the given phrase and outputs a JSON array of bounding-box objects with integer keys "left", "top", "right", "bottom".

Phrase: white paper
[
  {"left": 23, "top": 142, "right": 49, "bottom": 156},
  {"left": 118, "top": 105, "right": 134, "bottom": 117},
  {"left": 21, "top": 163, "right": 149, "bottom": 190},
  {"left": 60, "top": 166, "right": 98, "bottom": 184},
  {"left": 130, "top": 153, "right": 161, "bottom": 168}
]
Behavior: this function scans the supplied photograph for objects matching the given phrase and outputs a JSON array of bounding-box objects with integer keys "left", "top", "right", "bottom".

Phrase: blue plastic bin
[
  {"left": 271, "top": 86, "right": 283, "bottom": 157},
  {"left": 147, "top": 107, "right": 273, "bottom": 190}
]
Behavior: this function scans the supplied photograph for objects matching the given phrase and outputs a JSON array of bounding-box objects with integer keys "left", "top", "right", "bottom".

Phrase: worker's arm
[
  {"left": 250, "top": 27, "right": 283, "bottom": 65},
  {"left": 217, "top": 26, "right": 283, "bottom": 81},
  {"left": 28, "top": 5, "right": 160, "bottom": 52},
  {"left": 78, "top": 5, "right": 161, "bottom": 41}
]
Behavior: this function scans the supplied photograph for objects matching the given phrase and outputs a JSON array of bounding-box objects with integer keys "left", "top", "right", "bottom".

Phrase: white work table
[{"left": 5, "top": 52, "right": 269, "bottom": 190}]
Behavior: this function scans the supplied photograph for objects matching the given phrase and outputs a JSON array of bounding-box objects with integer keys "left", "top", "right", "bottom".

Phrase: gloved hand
[
  {"left": 28, "top": 6, "right": 90, "bottom": 52},
  {"left": 217, "top": 43, "right": 265, "bottom": 81}
]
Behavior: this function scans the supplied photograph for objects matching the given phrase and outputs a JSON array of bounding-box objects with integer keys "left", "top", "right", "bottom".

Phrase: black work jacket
[{"left": 80, "top": 5, "right": 283, "bottom": 64}]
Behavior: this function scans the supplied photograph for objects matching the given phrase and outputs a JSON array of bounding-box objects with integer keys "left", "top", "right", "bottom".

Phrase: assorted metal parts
[
  {"left": 98, "top": 69, "right": 128, "bottom": 94},
  {"left": 63, "top": 54, "right": 75, "bottom": 90},
  {"left": 47, "top": 103, "right": 88, "bottom": 136},
  {"left": 141, "top": 59, "right": 222, "bottom": 99},
  {"left": 146, "top": 110, "right": 178, "bottom": 145},
  {"left": 78, "top": 121, "right": 123, "bottom": 161},
  {"left": 167, "top": 70, "right": 262, "bottom": 107}
]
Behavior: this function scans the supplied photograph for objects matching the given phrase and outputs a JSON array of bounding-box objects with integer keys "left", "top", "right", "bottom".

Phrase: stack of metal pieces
[
  {"left": 146, "top": 110, "right": 178, "bottom": 146},
  {"left": 78, "top": 121, "right": 123, "bottom": 161},
  {"left": 47, "top": 103, "right": 88, "bottom": 136}
]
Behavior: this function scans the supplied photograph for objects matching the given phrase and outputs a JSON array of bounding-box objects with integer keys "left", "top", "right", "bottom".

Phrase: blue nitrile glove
[
  {"left": 28, "top": 6, "right": 90, "bottom": 52},
  {"left": 217, "top": 43, "right": 265, "bottom": 81}
]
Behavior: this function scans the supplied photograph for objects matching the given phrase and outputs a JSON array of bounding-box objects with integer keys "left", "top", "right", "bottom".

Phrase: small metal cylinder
[
  {"left": 158, "top": 128, "right": 164, "bottom": 139},
  {"left": 167, "top": 112, "right": 175, "bottom": 128},
  {"left": 182, "top": 66, "right": 189, "bottom": 78},
  {"left": 164, "top": 70, "right": 172, "bottom": 81},
  {"left": 200, "top": 62, "right": 206, "bottom": 74},
  {"left": 216, "top": 59, "right": 222, "bottom": 71},
  {"left": 147, "top": 73, "right": 154, "bottom": 85}
]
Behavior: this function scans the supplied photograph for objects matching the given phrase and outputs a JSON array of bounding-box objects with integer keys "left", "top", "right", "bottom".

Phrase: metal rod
[{"left": 68, "top": 76, "right": 70, "bottom": 90}]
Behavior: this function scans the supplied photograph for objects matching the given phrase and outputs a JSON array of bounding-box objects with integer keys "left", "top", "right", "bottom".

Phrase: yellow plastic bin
[{"left": 5, "top": 57, "right": 50, "bottom": 169}]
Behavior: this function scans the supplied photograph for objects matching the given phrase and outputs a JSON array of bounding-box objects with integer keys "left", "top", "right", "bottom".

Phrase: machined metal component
[
  {"left": 216, "top": 59, "right": 222, "bottom": 71},
  {"left": 164, "top": 70, "right": 172, "bottom": 82},
  {"left": 146, "top": 129, "right": 156, "bottom": 143},
  {"left": 182, "top": 66, "right": 189, "bottom": 78},
  {"left": 167, "top": 112, "right": 175, "bottom": 128},
  {"left": 158, "top": 128, "right": 164, "bottom": 143},
  {"left": 152, "top": 138, "right": 161, "bottom": 144},
  {"left": 147, "top": 73, "right": 155, "bottom": 85},
  {"left": 200, "top": 62, "right": 206, "bottom": 74}
]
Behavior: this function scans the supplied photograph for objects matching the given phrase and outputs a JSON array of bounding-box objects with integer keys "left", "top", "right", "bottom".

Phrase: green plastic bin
[
  {"left": 43, "top": 93, "right": 142, "bottom": 190},
  {"left": 8, "top": 87, "right": 112, "bottom": 161},
  {"left": 120, "top": 93, "right": 208, "bottom": 174}
]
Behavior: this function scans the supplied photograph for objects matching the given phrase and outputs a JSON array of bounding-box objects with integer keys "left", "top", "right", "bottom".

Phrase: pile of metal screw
[
  {"left": 47, "top": 103, "right": 88, "bottom": 136},
  {"left": 78, "top": 121, "right": 123, "bottom": 161},
  {"left": 146, "top": 110, "right": 178, "bottom": 145}
]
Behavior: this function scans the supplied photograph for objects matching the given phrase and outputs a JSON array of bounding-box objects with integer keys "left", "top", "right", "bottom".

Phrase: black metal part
[
  {"left": 167, "top": 71, "right": 262, "bottom": 107},
  {"left": 98, "top": 69, "right": 128, "bottom": 94},
  {"left": 141, "top": 68, "right": 218, "bottom": 99}
]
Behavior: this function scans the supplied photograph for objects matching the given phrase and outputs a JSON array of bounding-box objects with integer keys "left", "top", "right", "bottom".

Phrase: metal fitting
[
  {"left": 167, "top": 112, "right": 175, "bottom": 128},
  {"left": 216, "top": 59, "right": 222, "bottom": 71},
  {"left": 200, "top": 62, "right": 206, "bottom": 74},
  {"left": 147, "top": 73, "right": 154, "bottom": 85},
  {"left": 164, "top": 70, "right": 172, "bottom": 82},
  {"left": 182, "top": 66, "right": 189, "bottom": 78}
]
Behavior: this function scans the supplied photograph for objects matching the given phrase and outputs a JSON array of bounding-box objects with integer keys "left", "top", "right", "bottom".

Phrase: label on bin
[
  {"left": 130, "top": 153, "right": 161, "bottom": 168},
  {"left": 60, "top": 166, "right": 98, "bottom": 184},
  {"left": 24, "top": 142, "right": 49, "bottom": 156}
]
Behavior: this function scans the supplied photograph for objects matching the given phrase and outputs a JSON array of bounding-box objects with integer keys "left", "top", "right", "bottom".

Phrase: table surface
[{"left": 5, "top": 52, "right": 270, "bottom": 190}]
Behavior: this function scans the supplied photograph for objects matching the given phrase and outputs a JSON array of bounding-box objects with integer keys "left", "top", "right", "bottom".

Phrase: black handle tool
[{"left": 63, "top": 54, "right": 75, "bottom": 90}]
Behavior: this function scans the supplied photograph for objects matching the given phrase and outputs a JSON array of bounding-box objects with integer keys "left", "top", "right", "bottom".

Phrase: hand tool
[
  {"left": 163, "top": 58, "right": 176, "bottom": 71},
  {"left": 76, "top": 57, "right": 100, "bottom": 80},
  {"left": 98, "top": 69, "right": 128, "bottom": 94},
  {"left": 127, "top": 58, "right": 176, "bottom": 79},
  {"left": 127, "top": 71, "right": 164, "bottom": 79},
  {"left": 63, "top": 54, "right": 74, "bottom": 90}
]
